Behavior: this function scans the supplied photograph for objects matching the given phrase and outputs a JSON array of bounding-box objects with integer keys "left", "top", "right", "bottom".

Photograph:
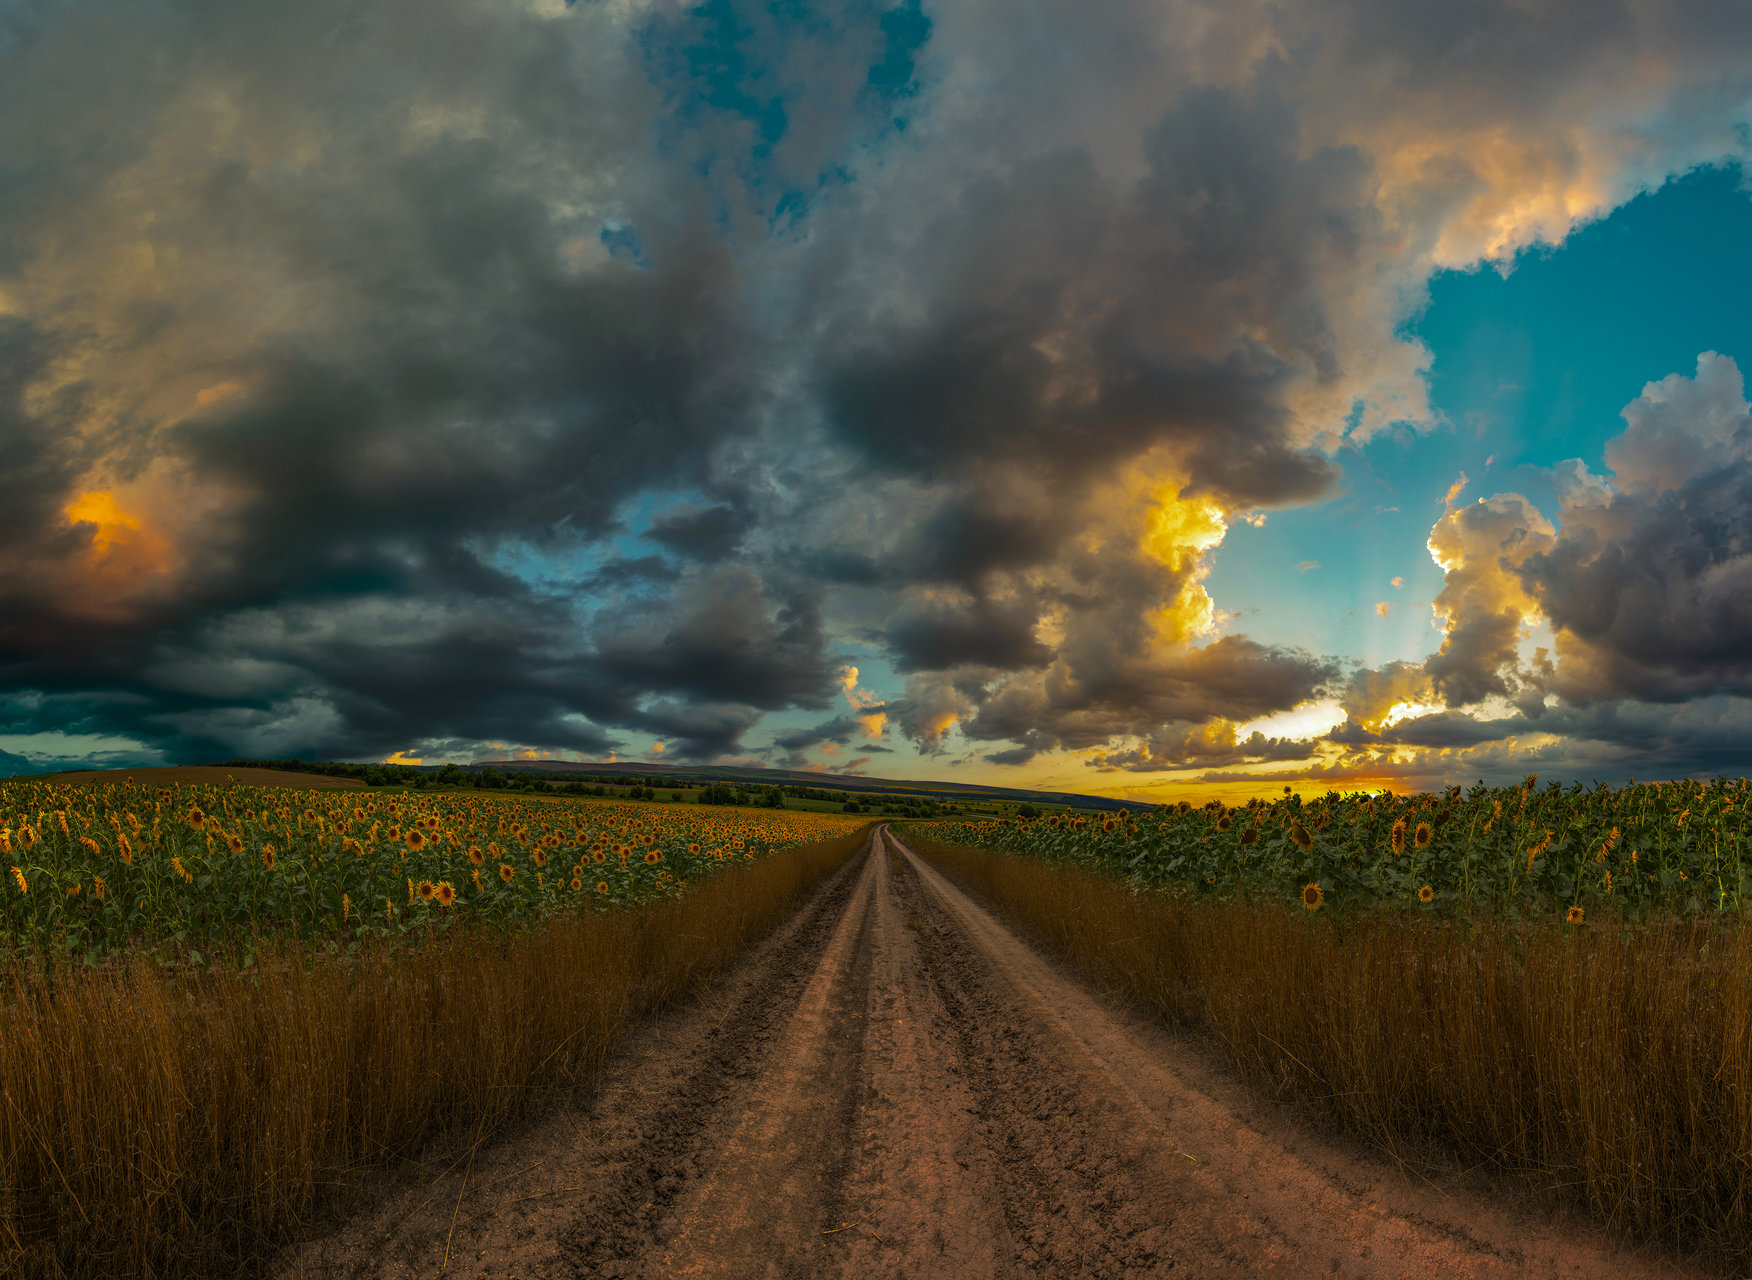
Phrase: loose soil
[
  {"left": 29, "top": 765, "right": 367, "bottom": 789},
  {"left": 278, "top": 828, "right": 1724, "bottom": 1279}
]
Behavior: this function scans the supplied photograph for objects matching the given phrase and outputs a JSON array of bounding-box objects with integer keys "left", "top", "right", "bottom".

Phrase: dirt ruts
[{"left": 280, "top": 828, "right": 1724, "bottom": 1279}]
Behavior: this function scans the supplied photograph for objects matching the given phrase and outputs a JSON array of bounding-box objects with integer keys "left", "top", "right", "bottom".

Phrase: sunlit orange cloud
[
  {"left": 192, "top": 380, "right": 245, "bottom": 411},
  {"left": 60, "top": 489, "right": 175, "bottom": 614},
  {"left": 1138, "top": 482, "right": 1229, "bottom": 644},
  {"left": 1372, "top": 126, "right": 1625, "bottom": 267},
  {"left": 839, "top": 665, "right": 887, "bottom": 739},
  {"left": 384, "top": 750, "right": 424, "bottom": 766}
]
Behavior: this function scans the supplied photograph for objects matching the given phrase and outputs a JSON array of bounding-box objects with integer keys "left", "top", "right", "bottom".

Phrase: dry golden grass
[
  {"left": 913, "top": 835, "right": 1752, "bottom": 1272},
  {"left": 0, "top": 826, "right": 869, "bottom": 1279}
]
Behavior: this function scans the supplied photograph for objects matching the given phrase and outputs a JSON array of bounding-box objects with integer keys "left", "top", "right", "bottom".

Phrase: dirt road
[{"left": 282, "top": 828, "right": 1719, "bottom": 1279}]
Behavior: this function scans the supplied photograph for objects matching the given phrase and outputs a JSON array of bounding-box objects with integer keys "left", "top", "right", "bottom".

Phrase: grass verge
[
  {"left": 909, "top": 834, "right": 1752, "bottom": 1273},
  {"left": 1, "top": 826, "right": 871, "bottom": 1279}
]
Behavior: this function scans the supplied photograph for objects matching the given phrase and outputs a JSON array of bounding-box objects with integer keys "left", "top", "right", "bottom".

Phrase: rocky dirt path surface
[{"left": 280, "top": 828, "right": 1722, "bottom": 1280}]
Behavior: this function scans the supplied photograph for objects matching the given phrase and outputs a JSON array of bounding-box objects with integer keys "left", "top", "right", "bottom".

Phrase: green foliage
[
  {"left": 912, "top": 776, "right": 1752, "bottom": 920},
  {"left": 0, "top": 781, "right": 863, "bottom": 959}
]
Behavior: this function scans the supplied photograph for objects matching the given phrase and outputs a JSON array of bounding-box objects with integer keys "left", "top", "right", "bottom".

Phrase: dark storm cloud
[
  {"left": 1416, "top": 356, "right": 1752, "bottom": 727},
  {"left": 644, "top": 503, "right": 753, "bottom": 561},
  {"left": 881, "top": 595, "right": 1052, "bottom": 673},
  {"left": 814, "top": 96, "right": 1350, "bottom": 513},
  {"left": 4, "top": 0, "right": 1752, "bottom": 773},
  {"left": 587, "top": 556, "right": 683, "bottom": 588},
  {"left": 770, "top": 715, "right": 863, "bottom": 753},
  {"left": 1088, "top": 728, "right": 1320, "bottom": 772},
  {"left": 1518, "top": 355, "right": 1752, "bottom": 703},
  {"left": 589, "top": 567, "right": 837, "bottom": 711}
]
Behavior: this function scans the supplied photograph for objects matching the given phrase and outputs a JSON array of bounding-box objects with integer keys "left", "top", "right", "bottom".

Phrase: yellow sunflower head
[{"left": 1301, "top": 882, "right": 1323, "bottom": 911}]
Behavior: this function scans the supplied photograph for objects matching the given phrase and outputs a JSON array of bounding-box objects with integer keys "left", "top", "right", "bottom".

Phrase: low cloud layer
[{"left": 1, "top": 0, "right": 1751, "bottom": 783}]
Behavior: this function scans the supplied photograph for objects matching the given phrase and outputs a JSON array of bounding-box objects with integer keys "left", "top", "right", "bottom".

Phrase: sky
[{"left": 3, "top": 0, "right": 1752, "bottom": 801}]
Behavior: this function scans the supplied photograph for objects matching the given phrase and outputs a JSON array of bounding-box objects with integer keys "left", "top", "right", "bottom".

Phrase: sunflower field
[
  {"left": 916, "top": 774, "right": 1752, "bottom": 920},
  {"left": 0, "top": 778, "right": 865, "bottom": 957}
]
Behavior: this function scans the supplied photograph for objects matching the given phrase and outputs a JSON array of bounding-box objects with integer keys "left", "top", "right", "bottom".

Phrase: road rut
[{"left": 281, "top": 827, "right": 1721, "bottom": 1279}]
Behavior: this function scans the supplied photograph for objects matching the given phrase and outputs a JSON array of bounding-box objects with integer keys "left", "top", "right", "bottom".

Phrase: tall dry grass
[
  {"left": 913, "top": 835, "right": 1752, "bottom": 1272},
  {"left": 1, "top": 826, "right": 870, "bottom": 1279}
]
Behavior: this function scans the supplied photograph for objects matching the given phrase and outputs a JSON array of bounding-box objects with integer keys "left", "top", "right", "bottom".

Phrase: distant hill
[
  {"left": 23, "top": 765, "right": 367, "bottom": 790},
  {"left": 462, "top": 759, "right": 1152, "bottom": 812}
]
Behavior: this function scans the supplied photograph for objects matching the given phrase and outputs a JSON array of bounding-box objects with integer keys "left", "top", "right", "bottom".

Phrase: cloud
[
  {"left": 3, "top": 0, "right": 1752, "bottom": 775},
  {"left": 1520, "top": 353, "right": 1752, "bottom": 702},
  {"left": 1087, "top": 721, "right": 1321, "bottom": 772},
  {"left": 643, "top": 503, "right": 752, "bottom": 561},
  {"left": 1423, "top": 492, "right": 1555, "bottom": 707}
]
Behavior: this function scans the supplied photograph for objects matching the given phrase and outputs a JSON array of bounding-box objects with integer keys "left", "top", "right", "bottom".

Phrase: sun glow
[
  {"left": 1380, "top": 699, "right": 1445, "bottom": 729},
  {"left": 1236, "top": 700, "right": 1347, "bottom": 742},
  {"left": 61, "top": 489, "right": 175, "bottom": 593}
]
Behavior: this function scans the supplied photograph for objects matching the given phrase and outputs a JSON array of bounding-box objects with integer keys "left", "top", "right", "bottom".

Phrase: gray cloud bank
[{"left": 1, "top": 0, "right": 1751, "bottom": 780}]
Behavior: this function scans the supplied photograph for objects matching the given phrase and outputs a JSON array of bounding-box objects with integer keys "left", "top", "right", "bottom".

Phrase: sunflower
[
  {"left": 93, "top": 875, "right": 105, "bottom": 901},
  {"left": 1215, "top": 815, "right": 1232, "bottom": 832},
  {"left": 171, "top": 856, "right": 193, "bottom": 884},
  {"left": 570, "top": 878, "right": 583, "bottom": 892},
  {"left": 1301, "top": 882, "right": 1323, "bottom": 911},
  {"left": 1413, "top": 822, "right": 1433, "bottom": 850},
  {"left": 186, "top": 806, "right": 206, "bottom": 829},
  {"left": 644, "top": 849, "right": 663, "bottom": 865},
  {"left": 1290, "top": 822, "right": 1313, "bottom": 851},
  {"left": 498, "top": 863, "right": 515, "bottom": 883},
  {"left": 531, "top": 849, "right": 547, "bottom": 867},
  {"left": 261, "top": 845, "right": 277, "bottom": 871},
  {"left": 1418, "top": 884, "right": 1434, "bottom": 903},
  {"left": 1566, "top": 905, "right": 1585, "bottom": 924},
  {"left": 467, "top": 845, "right": 484, "bottom": 866},
  {"left": 417, "top": 880, "right": 436, "bottom": 902},
  {"left": 1390, "top": 821, "right": 1406, "bottom": 855},
  {"left": 10, "top": 866, "right": 24, "bottom": 894},
  {"left": 405, "top": 829, "right": 427, "bottom": 852},
  {"left": 1239, "top": 828, "right": 1260, "bottom": 846},
  {"left": 225, "top": 833, "right": 245, "bottom": 854},
  {"left": 687, "top": 842, "right": 701, "bottom": 855},
  {"left": 435, "top": 881, "right": 456, "bottom": 907},
  {"left": 596, "top": 880, "right": 609, "bottom": 894}
]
